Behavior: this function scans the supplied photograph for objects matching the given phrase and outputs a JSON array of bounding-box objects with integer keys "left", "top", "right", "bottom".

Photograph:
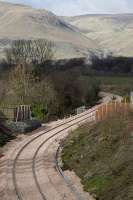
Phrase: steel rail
[
  {"left": 32, "top": 113, "right": 96, "bottom": 200},
  {"left": 55, "top": 114, "right": 96, "bottom": 200},
  {"left": 12, "top": 105, "right": 100, "bottom": 200}
]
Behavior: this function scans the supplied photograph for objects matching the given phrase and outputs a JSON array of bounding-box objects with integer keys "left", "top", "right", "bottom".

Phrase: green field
[
  {"left": 95, "top": 76, "right": 133, "bottom": 96},
  {"left": 96, "top": 76, "right": 133, "bottom": 85}
]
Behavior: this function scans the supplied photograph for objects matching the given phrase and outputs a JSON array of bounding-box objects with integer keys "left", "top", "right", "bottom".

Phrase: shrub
[
  {"left": 32, "top": 104, "right": 47, "bottom": 121},
  {"left": 0, "top": 131, "right": 15, "bottom": 147}
]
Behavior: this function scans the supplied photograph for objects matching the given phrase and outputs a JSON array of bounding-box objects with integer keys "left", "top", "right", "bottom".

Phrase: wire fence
[{"left": 96, "top": 101, "right": 131, "bottom": 121}]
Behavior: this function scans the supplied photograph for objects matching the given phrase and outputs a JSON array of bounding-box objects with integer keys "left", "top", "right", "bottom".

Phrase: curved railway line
[
  {"left": 6, "top": 92, "right": 121, "bottom": 200},
  {"left": 10, "top": 105, "right": 99, "bottom": 200},
  {"left": 32, "top": 111, "right": 96, "bottom": 200}
]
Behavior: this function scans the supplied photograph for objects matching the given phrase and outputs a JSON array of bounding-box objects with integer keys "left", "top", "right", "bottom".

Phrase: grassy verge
[{"left": 61, "top": 110, "right": 133, "bottom": 200}]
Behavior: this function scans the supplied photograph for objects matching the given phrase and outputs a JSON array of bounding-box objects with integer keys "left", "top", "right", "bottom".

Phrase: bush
[
  {"left": 32, "top": 104, "right": 47, "bottom": 121},
  {"left": 0, "top": 131, "right": 15, "bottom": 147}
]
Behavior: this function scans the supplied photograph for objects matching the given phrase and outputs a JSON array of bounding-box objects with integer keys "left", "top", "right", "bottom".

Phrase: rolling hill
[
  {"left": 64, "top": 14, "right": 133, "bottom": 57},
  {"left": 1, "top": 1, "right": 133, "bottom": 59},
  {"left": 0, "top": 1, "right": 97, "bottom": 59}
]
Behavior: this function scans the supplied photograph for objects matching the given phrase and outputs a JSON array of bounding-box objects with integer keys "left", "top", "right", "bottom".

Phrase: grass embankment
[
  {"left": 61, "top": 111, "right": 133, "bottom": 200},
  {"left": 96, "top": 76, "right": 133, "bottom": 96}
]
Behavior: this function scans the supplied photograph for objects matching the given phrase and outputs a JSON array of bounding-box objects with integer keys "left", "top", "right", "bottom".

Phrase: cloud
[{"left": 1, "top": 0, "right": 132, "bottom": 15}]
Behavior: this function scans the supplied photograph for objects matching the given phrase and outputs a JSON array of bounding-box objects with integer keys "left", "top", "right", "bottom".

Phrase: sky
[{"left": 1, "top": 0, "right": 133, "bottom": 16}]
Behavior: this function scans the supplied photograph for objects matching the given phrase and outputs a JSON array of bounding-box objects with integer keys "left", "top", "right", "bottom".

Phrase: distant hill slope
[
  {"left": 64, "top": 14, "right": 133, "bottom": 57},
  {"left": 0, "top": 1, "right": 97, "bottom": 59}
]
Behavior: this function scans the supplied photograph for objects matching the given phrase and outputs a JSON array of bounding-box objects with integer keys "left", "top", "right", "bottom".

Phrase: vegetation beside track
[
  {"left": 0, "top": 131, "right": 15, "bottom": 147},
  {"left": 61, "top": 110, "right": 133, "bottom": 200},
  {"left": 0, "top": 122, "right": 15, "bottom": 147}
]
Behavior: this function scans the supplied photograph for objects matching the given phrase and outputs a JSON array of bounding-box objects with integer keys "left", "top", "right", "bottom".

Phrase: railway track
[
  {"left": 8, "top": 104, "right": 102, "bottom": 200},
  {"left": 0, "top": 95, "right": 121, "bottom": 200},
  {"left": 32, "top": 112, "right": 96, "bottom": 200},
  {"left": 0, "top": 93, "right": 121, "bottom": 200}
]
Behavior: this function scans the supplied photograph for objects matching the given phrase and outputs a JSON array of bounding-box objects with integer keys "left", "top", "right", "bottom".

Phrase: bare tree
[
  {"left": 0, "top": 80, "right": 8, "bottom": 105},
  {"left": 5, "top": 39, "right": 54, "bottom": 65},
  {"left": 8, "top": 64, "right": 58, "bottom": 111},
  {"left": 9, "top": 64, "right": 35, "bottom": 104},
  {"left": 33, "top": 40, "right": 54, "bottom": 64}
]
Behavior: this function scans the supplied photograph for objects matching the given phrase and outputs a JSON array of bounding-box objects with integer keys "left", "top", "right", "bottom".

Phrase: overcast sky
[{"left": 2, "top": 0, "right": 133, "bottom": 16}]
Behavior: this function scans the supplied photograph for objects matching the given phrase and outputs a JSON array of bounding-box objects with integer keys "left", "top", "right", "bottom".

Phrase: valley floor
[{"left": 96, "top": 76, "right": 133, "bottom": 96}]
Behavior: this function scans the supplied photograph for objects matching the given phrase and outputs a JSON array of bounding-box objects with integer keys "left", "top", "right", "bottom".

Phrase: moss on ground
[{"left": 61, "top": 110, "right": 133, "bottom": 200}]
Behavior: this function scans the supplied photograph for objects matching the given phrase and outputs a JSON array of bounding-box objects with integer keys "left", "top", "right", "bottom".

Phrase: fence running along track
[{"left": 12, "top": 104, "right": 99, "bottom": 200}]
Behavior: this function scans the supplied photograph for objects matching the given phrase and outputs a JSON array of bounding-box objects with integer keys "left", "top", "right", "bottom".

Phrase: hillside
[
  {"left": 1, "top": 2, "right": 133, "bottom": 59},
  {"left": 61, "top": 110, "right": 133, "bottom": 200},
  {"left": 65, "top": 14, "right": 133, "bottom": 57},
  {"left": 0, "top": 1, "right": 97, "bottom": 59}
]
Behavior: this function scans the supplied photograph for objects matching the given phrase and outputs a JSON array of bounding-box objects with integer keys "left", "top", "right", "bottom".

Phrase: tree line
[{"left": 89, "top": 51, "right": 133, "bottom": 75}]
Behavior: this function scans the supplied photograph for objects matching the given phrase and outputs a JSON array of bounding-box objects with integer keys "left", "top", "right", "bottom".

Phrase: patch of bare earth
[{"left": 64, "top": 170, "right": 94, "bottom": 200}]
